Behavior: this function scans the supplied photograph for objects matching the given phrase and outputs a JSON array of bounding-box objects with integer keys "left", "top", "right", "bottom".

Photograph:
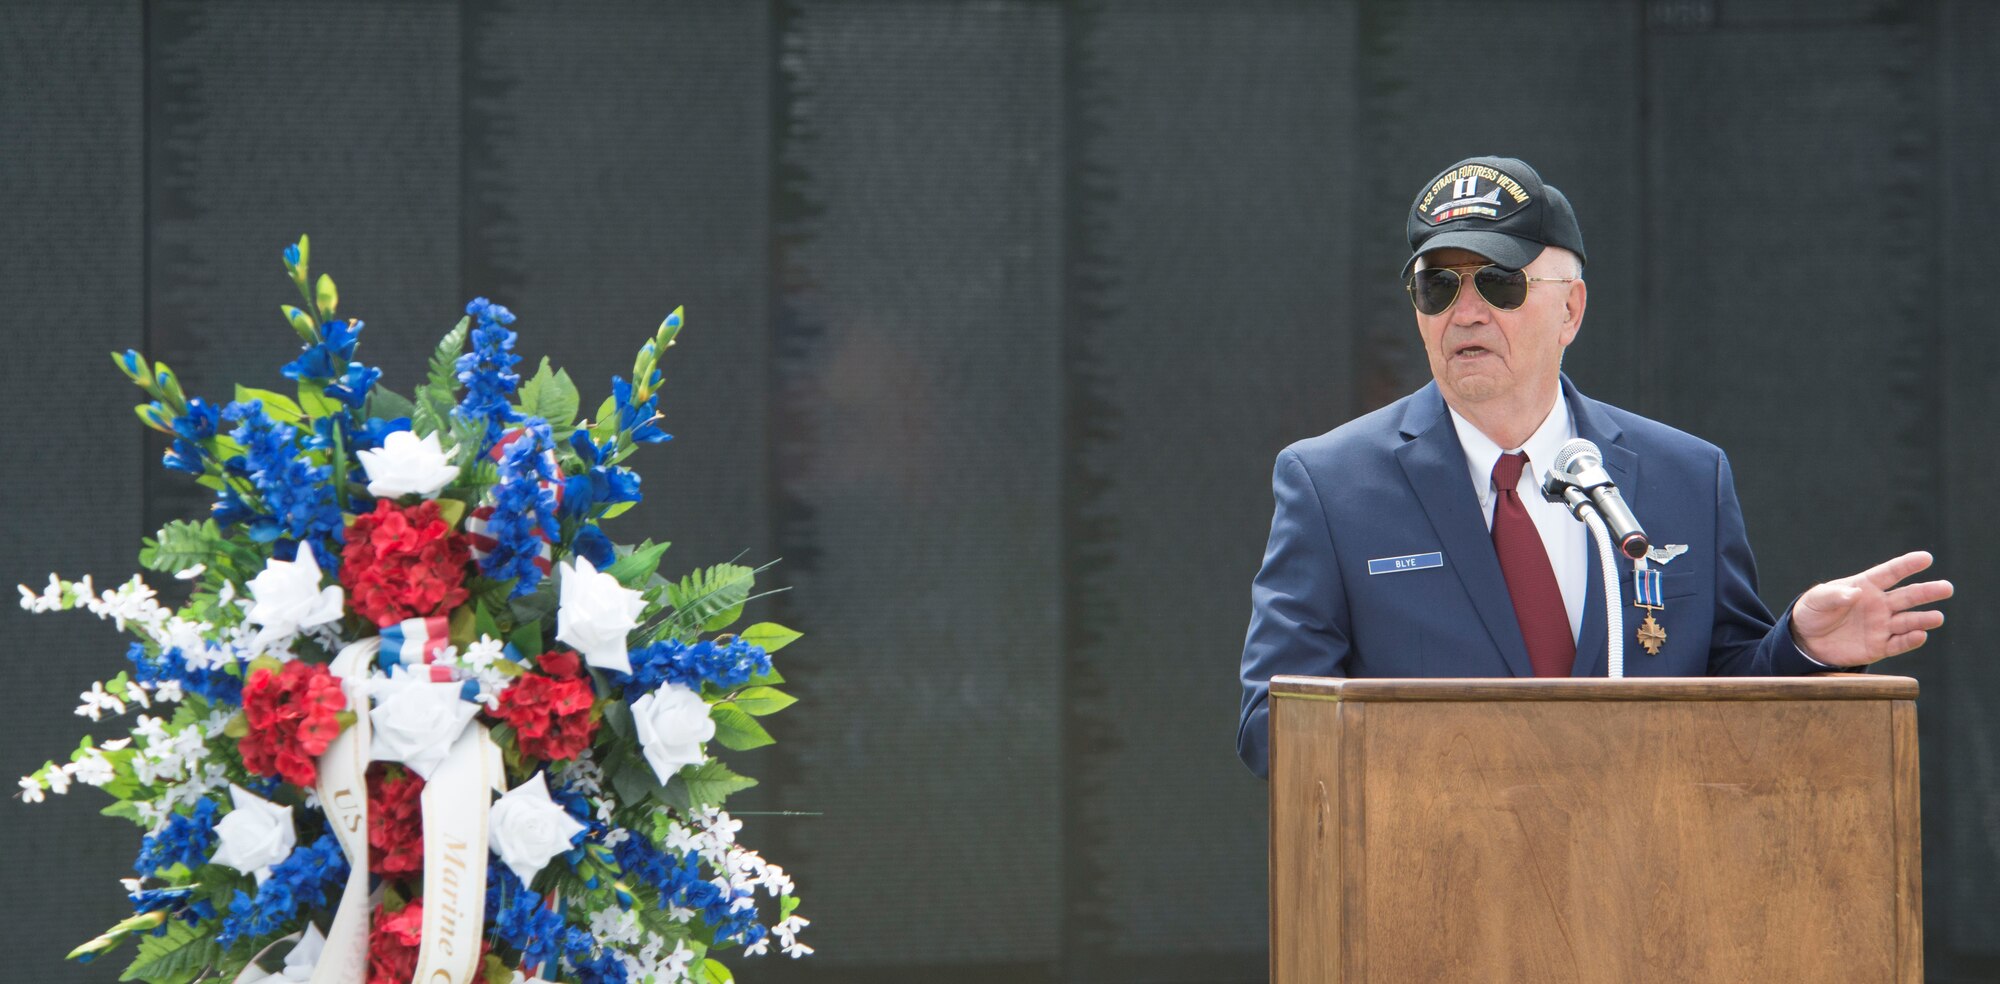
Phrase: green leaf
[
  {"left": 678, "top": 759, "right": 758, "bottom": 809},
  {"left": 414, "top": 318, "right": 470, "bottom": 437},
  {"left": 780, "top": 894, "right": 800, "bottom": 920},
  {"left": 698, "top": 957, "right": 734, "bottom": 984},
  {"left": 117, "top": 917, "right": 217, "bottom": 983},
  {"left": 233, "top": 385, "right": 304, "bottom": 422},
  {"left": 506, "top": 578, "right": 559, "bottom": 626},
  {"left": 604, "top": 540, "right": 672, "bottom": 588},
  {"left": 600, "top": 697, "right": 634, "bottom": 740},
  {"left": 739, "top": 622, "right": 803, "bottom": 654},
  {"left": 600, "top": 500, "right": 638, "bottom": 521},
  {"left": 509, "top": 619, "right": 543, "bottom": 658},
  {"left": 100, "top": 800, "right": 145, "bottom": 826},
  {"left": 729, "top": 686, "right": 796, "bottom": 717},
  {"left": 710, "top": 704, "right": 774, "bottom": 751},
  {"left": 611, "top": 754, "right": 665, "bottom": 806},
  {"left": 666, "top": 564, "right": 754, "bottom": 636},
  {"left": 745, "top": 667, "right": 785, "bottom": 687},
  {"left": 139, "top": 519, "right": 226, "bottom": 574},
  {"left": 297, "top": 381, "right": 342, "bottom": 419},
  {"left": 517, "top": 357, "right": 581, "bottom": 433},
  {"left": 366, "top": 386, "right": 416, "bottom": 422},
  {"left": 588, "top": 394, "right": 620, "bottom": 447},
  {"left": 473, "top": 603, "right": 504, "bottom": 644}
]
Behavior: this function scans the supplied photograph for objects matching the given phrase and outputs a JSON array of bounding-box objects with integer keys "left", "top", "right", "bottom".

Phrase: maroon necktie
[{"left": 1490, "top": 452, "right": 1574, "bottom": 677}]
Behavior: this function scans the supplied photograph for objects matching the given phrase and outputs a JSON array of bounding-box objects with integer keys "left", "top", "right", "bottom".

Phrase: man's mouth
[{"left": 1452, "top": 344, "right": 1492, "bottom": 359}]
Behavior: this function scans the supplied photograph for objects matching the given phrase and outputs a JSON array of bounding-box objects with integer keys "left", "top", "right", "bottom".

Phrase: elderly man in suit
[{"left": 1236, "top": 155, "right": 1952, "bottom": 779}]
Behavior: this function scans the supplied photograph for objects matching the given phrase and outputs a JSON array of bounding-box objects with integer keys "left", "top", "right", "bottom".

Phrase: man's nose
[{"left": 1448, "top": 279, "right": 1492, "bottom": 324}]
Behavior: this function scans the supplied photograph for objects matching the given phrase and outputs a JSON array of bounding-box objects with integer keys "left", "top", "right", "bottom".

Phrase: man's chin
[{"left": 1443, "top": 373, "right": 1506, "bottom": 404}]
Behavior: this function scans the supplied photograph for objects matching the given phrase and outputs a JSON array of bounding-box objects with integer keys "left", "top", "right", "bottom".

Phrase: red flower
[
  {"left": 367, "top": 764, "right": 425, "bottom": 878},
  {"left": 367, "top": 899, "right": 424, "bottom": 984},
  {"left": 536, "top": 648, "right": 581, "bottom": 679},
  {"left": 239, "top": 660, "right": 347, "bottom": 787},
  {"left": 341, "top": 499, "right": 472, "bottom": 627},
  {"left": 492, "top": 666, "right": 599, "bottom": 763}
]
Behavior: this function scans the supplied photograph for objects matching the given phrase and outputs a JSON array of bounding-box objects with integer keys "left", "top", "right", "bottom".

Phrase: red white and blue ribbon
[
  {"left": 1633, "top": 566, "right": 1664, "bottom": 608},
  {"left": 462, "top": 428, "right": 564, "bottom": 576},
  {"left": 379, "top": 615, "right": 456, "bottom": 683}
]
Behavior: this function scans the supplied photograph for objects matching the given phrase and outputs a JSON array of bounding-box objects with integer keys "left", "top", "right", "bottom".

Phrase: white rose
[
  {"left": 631, "top": 684, "right": 715, "bottom": 784},
  {"left": 355, "top": 430, "right": 461, "bottom": 499},
  {"left": 488, "top": 772, "right": 587, "bottom": 888},
  {"left": 238, "top": 923, "right": 323, "bottom": 983},
  {"left": 555, "top": 557, "right": 646, "bottom": 674},
  {"left": 209, "top": 784, "right": 297, "bottom": 883},
  {"left": 368, "top": 671, "right": 479, "bottom": 779},
  {"left": 244, "top": 548, "right": 345, "bottom": 651}
]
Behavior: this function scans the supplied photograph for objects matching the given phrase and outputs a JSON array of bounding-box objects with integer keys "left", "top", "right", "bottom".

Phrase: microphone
[{"left": 1542, "top": 438, "right": 1650, "bottom": 559}]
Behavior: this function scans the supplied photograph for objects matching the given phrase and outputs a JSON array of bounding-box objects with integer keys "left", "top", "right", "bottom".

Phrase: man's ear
[{"left": 1559, "top": 278, "right": 1587, "bottom": 345}]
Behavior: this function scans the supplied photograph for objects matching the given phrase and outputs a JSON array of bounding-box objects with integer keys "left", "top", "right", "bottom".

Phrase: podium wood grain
[{"left": 1269, "top": 676, "right": 1921, "bottom": 983}]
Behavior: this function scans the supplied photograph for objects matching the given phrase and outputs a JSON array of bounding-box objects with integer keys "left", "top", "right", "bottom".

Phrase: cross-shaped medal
[{"left": 1634, "top": 565, "right": 1667, "bottom": 656}]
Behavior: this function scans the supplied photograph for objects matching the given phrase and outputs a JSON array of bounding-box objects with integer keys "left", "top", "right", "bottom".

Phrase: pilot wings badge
[{"left": 1645, "top": 544, "right": 1689, "bottom": 566}]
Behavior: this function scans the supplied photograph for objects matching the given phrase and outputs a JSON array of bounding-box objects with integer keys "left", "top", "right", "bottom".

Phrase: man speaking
[{"left": 1235, "top": 155, "right": 1953, "bottom": 779}]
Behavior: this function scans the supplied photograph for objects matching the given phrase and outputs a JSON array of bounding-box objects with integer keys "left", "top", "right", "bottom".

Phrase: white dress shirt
[{"left": 1447, "top": 396, "right": 1586, "bottom": 644}]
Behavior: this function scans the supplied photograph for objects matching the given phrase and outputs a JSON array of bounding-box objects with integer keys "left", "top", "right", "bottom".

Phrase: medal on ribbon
[{"left": 1633, "top": 562, "right": 1667, "bottom": 655}]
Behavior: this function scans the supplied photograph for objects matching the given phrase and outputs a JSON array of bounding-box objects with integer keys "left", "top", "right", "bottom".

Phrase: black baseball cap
[{"left": 1402, "top": 156, "right": 1587, "bottom": 278}]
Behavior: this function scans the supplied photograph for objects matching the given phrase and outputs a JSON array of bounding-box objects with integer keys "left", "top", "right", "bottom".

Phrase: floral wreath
[{"left": 17, "top": 236, "right": 808, "bottom": 984}]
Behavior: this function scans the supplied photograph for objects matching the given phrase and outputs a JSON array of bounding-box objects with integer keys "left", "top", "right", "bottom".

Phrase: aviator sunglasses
[{"left": 1404, "top": 263, "right": 1577, "bottom": 316}]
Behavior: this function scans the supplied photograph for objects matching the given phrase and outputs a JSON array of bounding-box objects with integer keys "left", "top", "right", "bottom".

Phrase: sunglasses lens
[
  {"left": 1473, "top": 267, "right": 1529, "bottom": 310},
  {"left": 1409, "top": 269, "right": 1460, "bottom": 315}
]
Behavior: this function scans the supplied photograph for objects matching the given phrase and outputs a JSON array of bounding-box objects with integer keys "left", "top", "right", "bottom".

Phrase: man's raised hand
[{"left": 1791, "top": 551, "right": 1954, "bottom": 667}]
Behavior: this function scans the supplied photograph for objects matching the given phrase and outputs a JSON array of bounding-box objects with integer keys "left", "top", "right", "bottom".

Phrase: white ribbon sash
[
  {"left": 410, "top": 723, "right": 503, "bottom": 983},
  {"left": 304, "top": 637, "right": 503, "bottom": 984},
  {"left": 309, "top": 638, "right": 380, "bottom": 984}
]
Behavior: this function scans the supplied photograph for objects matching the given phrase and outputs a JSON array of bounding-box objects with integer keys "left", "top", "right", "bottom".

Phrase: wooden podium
[{"left": 1268, "top": 675, "right": 1922, "bottom": 983}]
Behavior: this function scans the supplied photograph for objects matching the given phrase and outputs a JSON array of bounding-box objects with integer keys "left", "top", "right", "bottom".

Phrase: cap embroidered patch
[{"left": 1417, "top": 164, "right": 1532, "bottom": 226}]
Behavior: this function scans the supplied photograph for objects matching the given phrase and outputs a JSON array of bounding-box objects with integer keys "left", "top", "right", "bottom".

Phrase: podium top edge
[{"left": 1269, "top": 673, "right": 1918, "bottom": 702}]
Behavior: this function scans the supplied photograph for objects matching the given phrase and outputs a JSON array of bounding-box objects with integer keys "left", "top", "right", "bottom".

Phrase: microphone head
[{"left": 1551, "top": 437, "right": 1603, "bottom": 476}]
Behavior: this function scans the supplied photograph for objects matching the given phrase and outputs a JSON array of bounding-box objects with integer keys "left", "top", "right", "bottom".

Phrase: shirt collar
[{"left": 1447, "top": 391, "right": 1576, "bottom": 506}]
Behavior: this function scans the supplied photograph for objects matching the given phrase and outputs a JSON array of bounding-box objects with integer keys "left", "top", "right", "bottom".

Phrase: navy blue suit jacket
[{"left": 1237, "top": 376, "right": 1817, "bottom": 778}]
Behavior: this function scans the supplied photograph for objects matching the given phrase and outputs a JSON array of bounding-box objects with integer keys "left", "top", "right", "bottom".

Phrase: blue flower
[
  {"left": 479, "top": 419, "right": 559, "bottom": 597},
  {"left": 163, "top": 438, "right": 205, "bottom": 474},
  {"left": 570, "top": 524, "right": 617, "bottom": 570},
  {"left": 325, "top": 361, "right": 380, "bottom": 409},
  {"left": 282, "top": 320, "right": 364, "bottom": 383},
  {"left": 355, "top": 415, "right": 412, "bottom": 450},
  {"left": 454, "top": 297, "right": 523, "bottom": 455},
  {"left": 485, "top": 864, "right": 569, "bottom": 970},
  {"left": 558, "top": 465, "right": 641, "bottom": 523},
  {"left": 568, "top": 944, "right": 631, "bottom": 984},
  {"left": 611, "top": 834, "right": 700, "bottom": 911},
  {"left": 172, "top": 397, "right": 220, "bottom": 442},
  {"left": 212, "top": 487, "right": 256, "bottom": 528},
  {"left": 618, "top": 637, "right": 771, "bottom": 694},
  {"left": 127, "top": 643, "right": 245, "bottom": 704},
  {"left": 610, "top": 375, "right": 671, "bottom": 445},
  {"left": 133, "top": 798, "right": 220, "bottom": 877},
  {"left": 214, "top": 833, "right": 348, "bottom": 948},
  {"left": 220, "top": 400, "right": 344, "bottom": 569}
]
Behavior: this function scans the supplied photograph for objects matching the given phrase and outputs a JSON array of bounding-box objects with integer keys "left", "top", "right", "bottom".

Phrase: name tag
[{"left": 1368, "top": 551, "right": 1442, "bottom": 575}]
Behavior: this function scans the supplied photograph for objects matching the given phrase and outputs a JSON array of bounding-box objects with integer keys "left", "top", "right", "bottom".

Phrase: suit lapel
[
  {"left": 1565, "top": 377, "right": 1636, "bottom": 678},
  {"left": 1395, "top": 385, "right": 1535, "bottom": 678}
]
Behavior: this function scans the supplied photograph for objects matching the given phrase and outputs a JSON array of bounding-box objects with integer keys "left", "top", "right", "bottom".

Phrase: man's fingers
[
  {"left": 1861, "top": 550, "right": 1936, "bottom": 590},
  {"left": 1883, "top": 629, "right": 1931, "bottom": 659},
  {"left": 1889, "top": 609, "right": 1946, "bottom": 635},
  {"left": 1886, "top": 579, "right": 1954, "bottom": 611}
]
